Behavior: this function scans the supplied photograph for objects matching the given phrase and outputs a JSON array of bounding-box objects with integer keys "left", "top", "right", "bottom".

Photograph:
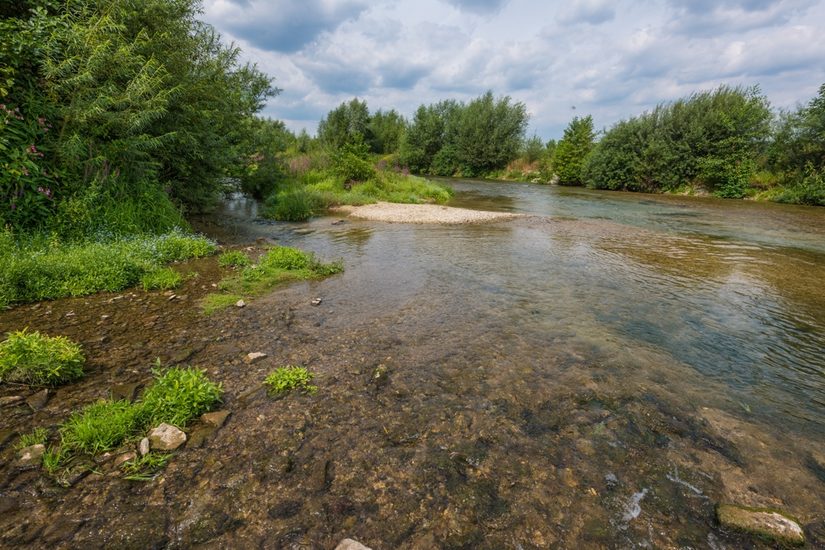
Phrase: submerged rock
[
  {"left": 0, "top": 396, "right": 24, "bottom": 407},
  {"left": 335, "top": 539, "right": 372, "bottom": 550},
  {"left": 201, "top": 410, "right": 230, "bottom": 428},
  {"left": 148, "top": 423, "right": 187, "bottom": 451},
  {"left": 111, "top": 383, "right": 140, "bottom": 402},
  {"left": 18, "top": 444, "right": 45, "bottom": 468},
  {"left": 717, "top": 504, "right": 805, "bottom": 546},
  {"left": 26, "top": 389, "right": 49, "bottom": 411},
  {"left": 244, "top": 352, "right": 267, "bottom": 364}
]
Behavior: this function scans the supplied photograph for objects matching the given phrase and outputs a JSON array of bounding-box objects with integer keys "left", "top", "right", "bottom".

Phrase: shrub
[
  {"left": 138, "top": 366, "right": 223, "bottom": 428},
  {"left": 218, "top": 250, "right": 251, "bottom": 268},
  {"left": 0, "top": 330, "right": 84, "bottom": 386},
  {"left": 140, "top": 267, "right": 183, "bottom": 291},
  {"left": 264, "top": 366, "right": 318, "bottom": 397},
  {"left": 263, "top": 187, "right": 322, "bottom": 221},
  {"left": 60, "top": 399, "right": 141, "bottom": 454}
]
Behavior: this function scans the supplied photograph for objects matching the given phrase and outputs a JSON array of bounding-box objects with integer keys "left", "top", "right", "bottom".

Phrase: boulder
[
  {"left": 717, "top": 504, "right": 805, "bottom": 546},
  {"left": 335, "top": 539, "right": 372, "bottom": 550},
  {"left": 148, "top": 423, "right": 187, "bottom": 451}
]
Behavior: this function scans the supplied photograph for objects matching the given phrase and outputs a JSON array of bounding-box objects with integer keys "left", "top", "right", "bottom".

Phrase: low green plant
[
  {"left": 263, "top": 187, "right": 322, "bottom": 221},
  {"left": 201, "top": 293, "right": 244, "bottom": 315},
  {"left": 59, "top": 399, "right": 141, "bottom": 454},
  {"left": 140, "top": 267, "right": 183, "bottom": 291},
  {"left": 16, "top": 427, "right": 48, "bottom": 449},
  {"left": 138, "top": 366, "right": 223, "bottom": 428},
  {"left": 203, "top": 246, "right": 343, "bottom": 313},
  {"left": 42, "top": 446, "right": 67, "bottom": 475},
  {"left": 121, "top": 452, "right": 173, "bottom": 481},
  {"left": 218, "top": 250, "right": 251, "bottom": 268},
  {"left": 264, "top": 366, "right": 318, "bottom": 397},
  {"left": 0, "top": 330, "right": 85, "bottom": 386}
]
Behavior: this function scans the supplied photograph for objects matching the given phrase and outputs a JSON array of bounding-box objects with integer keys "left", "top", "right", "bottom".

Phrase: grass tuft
[
  {"left": 138, "top": 366, "right": 223, "bottom": 428},
  {"left": 264, "top": 366, "right": 318, "bottom": 397},
  {"left": 121, "top": 452, "right": 173, "bottom": 481},
  {"left": 140, "top": 267, "right": 183, "bottom": 291},
  {"left": 16, "top": 427, "right": 48, "bottom": 449},
  {"left": 218, "top": 250, "right": 251, "bottom": 268},
  {"left": 59, "top": 399, "right": 141, "bottom": 454},
  {"left": 0, "top": 330, "right": 85, "bottom": 386}
]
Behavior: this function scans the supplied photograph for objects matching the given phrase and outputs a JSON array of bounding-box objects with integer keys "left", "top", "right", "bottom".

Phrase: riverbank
[{"left": 332, "top": 201, "right": 522, "bottom": 224}]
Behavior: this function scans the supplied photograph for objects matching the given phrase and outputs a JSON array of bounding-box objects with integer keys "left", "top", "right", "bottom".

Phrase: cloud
[
  {"left": 442, "top": 0, "right": 510, "bottom": 14},
  {"left": 556, "top": 0, "right": 616, "bottom": 25},
  {"left": 205, "top": 0, "right": 368, "bottom": 53}
]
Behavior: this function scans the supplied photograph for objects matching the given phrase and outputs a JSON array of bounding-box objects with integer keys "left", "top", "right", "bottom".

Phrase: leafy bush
[
  {"left": 0, "top": 330, "right": 84, "bottom": 386},
  {"left": 264, "top": 366, "right": 318, "bottom": 397},
  {"left": 60, "top": 400, "right": 141, "bottom": 454},
  {"left": 263, "top": 187, "right": 322, "bottom": 221},
  {"left": 553, "top": 116, "right": 595, "bottom": 186},
  {"left": 138, "top": 367, "right": 223, "bottom": 428},
  {"left": 218, "top": 250, "right": 251, "bottom": 268},
  {"left": 773, "top": 167, "right": 825, "bottom": 206},
  {"left": 140, "top": 267, "right": 183, "bottom": 291}
]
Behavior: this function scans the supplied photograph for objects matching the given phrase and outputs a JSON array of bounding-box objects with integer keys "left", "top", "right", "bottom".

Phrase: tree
[
  {"left": 368, "top": 109, "right": 406, "bottom": 154},
  {"left": 553, "top": 115, "right": 595, "bottom": 185},
  {"left": 317, "top": 98, "right": 370, "bottom": 150}
]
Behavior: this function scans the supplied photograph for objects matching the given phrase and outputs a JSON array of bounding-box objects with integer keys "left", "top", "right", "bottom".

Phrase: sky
[{"left": 201, "top": 0, "right": 825, "bottom": 140}]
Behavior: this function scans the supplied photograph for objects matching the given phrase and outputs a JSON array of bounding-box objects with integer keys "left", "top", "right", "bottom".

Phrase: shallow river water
[{"left": 1, "top": 180, "right": 824, "bottom": 548}]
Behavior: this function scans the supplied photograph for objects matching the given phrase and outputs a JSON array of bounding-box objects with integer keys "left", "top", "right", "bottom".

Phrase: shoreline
[{"left": 331, "top": 201, "right": 522, "bottom": 224}]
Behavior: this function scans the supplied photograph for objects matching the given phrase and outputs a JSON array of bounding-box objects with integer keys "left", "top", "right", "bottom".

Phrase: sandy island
[{"left": 332, "top": 201, "right": 522, "bottom": 224}]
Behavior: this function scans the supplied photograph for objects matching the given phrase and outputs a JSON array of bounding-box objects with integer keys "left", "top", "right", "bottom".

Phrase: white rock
[
  {"left": 244, "top": 352, "right": 267, "bottom": 364},
  {"left": 335, "top": 539, "right": 372, "bottom": 550},
  {"left": 235, "top": 299, "right": 246, "bottom": 308},
  {"left": 139, "top": 437, "right": 150, "bottom": 456},
  {"left": 148, "top": 423, "right": 187, "bottom": 451}
]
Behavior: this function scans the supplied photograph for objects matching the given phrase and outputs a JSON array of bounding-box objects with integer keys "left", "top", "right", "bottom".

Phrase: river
[{"left": 1, "top": 179, "right": 824, "bottom": 548}]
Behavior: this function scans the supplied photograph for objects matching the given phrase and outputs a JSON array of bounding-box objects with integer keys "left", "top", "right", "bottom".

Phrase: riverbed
[{"left": 1, "top": 180, "right": 823, "bottom": 548}]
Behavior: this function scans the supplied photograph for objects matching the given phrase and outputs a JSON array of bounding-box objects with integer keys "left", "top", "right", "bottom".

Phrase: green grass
[
  {"left": 201, "top": 293, "right": 245, "bottom": 314},
  {"left": 0, "top": 228, "right": 216, "bottom": 307},
  {"left": 16, "top": 427, "right": 48, "bottom": 449},
  {"left": 262, "top": 166, "right": 452, "bottom": 222},
  {"left": 218, "top": 250, "right": 251, "bottom": 268},
  {"left": 0, "top": 330, "right": 85, "bottom": 386},
  {"left": 42, "top": 446, "right": 67, "bottom": 475},
  {"left": 264, "top": 366, "right": 318, "bottom": 397},
  {"left": 59, "top": 399, "right": 141, "bottom": 454},
  {"left": 138, "top": 366, "right": 223, "bottom": 428},
  {"left": 202, "top": 246, "right": 343, "bottom": 313},
  {"left": 121, "top": 452, "right": 173, "bottom": 481},
  {"left": 140, "top": 267, "right": 183, "bottom": 291}
]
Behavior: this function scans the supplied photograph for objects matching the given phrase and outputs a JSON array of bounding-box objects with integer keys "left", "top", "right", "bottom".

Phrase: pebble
[
  {"left": 335, "top": 539, "right": 372, "bottom": 550},
  {"left": 201, "top": 410, "right": 231, "bottom": 428},
  {"left": 148, "top": 423, "right": 187, "bottom": 451},
  {"left": 139, "top": 437, "right": 150, "bottom": 456},
  {"left": 311, "top": 298, "right": 322, "bottom": 306},
  {"left": 236, "top": 299, "right": 246, "bottom": 308}
]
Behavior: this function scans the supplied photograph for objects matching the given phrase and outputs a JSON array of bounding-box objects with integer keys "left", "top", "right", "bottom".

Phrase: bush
[
  {"left": 218, "top": 250, "right": 251, "bottom": 268},
  {"left": 140, "top": 267, "right": 183, "bottom": 291},
  {"left": 60, "top": 400, "right": 141, "bottom": 454},
  {"left": 773, "top": 167, "right": 825, "bottom": 206},
  {"left": 264, "top": 366, "right": 318, "bottom": 397},
  {"left": 0, "top": 330, "right": 84, "bottom": 386},
  {"left": 138, "top": 366, "right": 223, "bottom": 428},
  {"left": 263, "top": 187, "right": 322, "bottom": 221}
]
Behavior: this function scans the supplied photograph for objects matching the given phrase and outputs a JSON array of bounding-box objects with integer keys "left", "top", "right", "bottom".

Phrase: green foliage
[
  {"left": 138, "top": 366, "right": 223, "bottom": 428},
  {"left": 263, "top": 186, "right": 323, "bottom": 222},
  {"left": 400, "top": 92, "right": 528, "bottom": 176},
  {"left": 42, "top": 445, "right": 67, "bottom": 475},
  {"left": 331, "top": 140, "right": 376, "bottom": 183},
  {"left": 318, "top": 98, "right": 370, "bottom": 150},
  {"left": 521, "top": 134, "right": 547, "bottom": 164},
  {"left": 203, "top": 246, "right": 343, "bottom": 312},
  {"left": 772, "top": 166, "right": 825, "bottom": 206},
  {"left": 59, "top": 399, "right": 141, "bottom": 454},
  {"left": 584, "top": 86, "right": 771, "bottom": 194},
  {"left": 368, "top": 109, "right": 406, "bottom": 154},
  {"left": 264, "top": 366, "right": 317, "bottom": 397},
  {"left": 16, "top": 427, "right": 48, "bottom": 449},
  {"left": 218, "top": 250, "right": 251, "bottom": 268},
  {"left": 238, "top": 118, "right": 294, "bottom": 199},
  {"left": 0, "top": 230, "right": 215, "bottom": 307},
  {"left": 0, "top": 329, "right": 84, "bottom": 386},
  {"left": 121, "top": 451, "right": 173, "bottom": 481},
  {"left": 140, "top": 267, "right": 183, "bottom": 291},
  {"left": 553, "top": 116, "right": 595, "bottom": 185}
]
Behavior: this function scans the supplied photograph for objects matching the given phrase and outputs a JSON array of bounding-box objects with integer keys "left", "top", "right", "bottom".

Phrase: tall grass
[{"left": 0, "top": 229, "right": 216, "bottom": 307}]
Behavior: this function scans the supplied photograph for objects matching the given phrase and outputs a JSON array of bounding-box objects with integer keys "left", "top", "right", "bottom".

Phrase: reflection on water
[{"left": 203, "top": 181, "right": 824, "bottom": 546}]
